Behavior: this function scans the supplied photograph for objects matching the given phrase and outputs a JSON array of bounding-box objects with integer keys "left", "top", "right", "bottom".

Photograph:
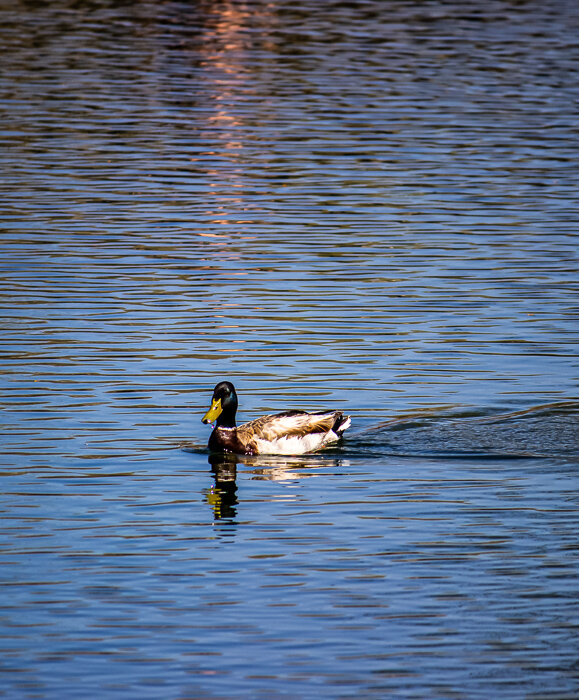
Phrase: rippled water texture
[{"left": 1, "top": 1, "right": 578, "bottom": 697}]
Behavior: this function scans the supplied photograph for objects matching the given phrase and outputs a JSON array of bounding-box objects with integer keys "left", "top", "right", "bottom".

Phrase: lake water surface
[{"left": 1, "top": 1, "right": 578, "bottom": 697}]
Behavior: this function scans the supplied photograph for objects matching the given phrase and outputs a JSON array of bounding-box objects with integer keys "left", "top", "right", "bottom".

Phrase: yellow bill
[{"left": 202, "top": 397, "right": 222, "bottom": 424}]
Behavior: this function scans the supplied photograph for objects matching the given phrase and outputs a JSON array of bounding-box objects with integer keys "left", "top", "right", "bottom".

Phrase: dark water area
[{"left": 1, "top": 0, "right": 578, "bottom": 697}]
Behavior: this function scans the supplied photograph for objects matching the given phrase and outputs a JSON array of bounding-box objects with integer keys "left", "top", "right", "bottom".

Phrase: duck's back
[{"left": 237, "top": 410, "right": 350, "bottom": 455}]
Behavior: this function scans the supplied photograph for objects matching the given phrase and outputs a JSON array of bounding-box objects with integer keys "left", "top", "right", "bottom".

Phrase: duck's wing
[{"left": 238, "top": 410, "right": 347, "bottom": 443}]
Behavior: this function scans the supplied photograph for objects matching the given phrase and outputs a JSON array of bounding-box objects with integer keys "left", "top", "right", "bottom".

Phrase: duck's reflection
[
  {"left": 205, "top": 452, "right": 349, "bottom": 520},
  {"left": 207, "top": 453, "right": 238, "bottom": 520}
]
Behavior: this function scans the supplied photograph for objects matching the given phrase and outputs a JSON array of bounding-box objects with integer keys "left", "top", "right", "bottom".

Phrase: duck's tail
[{"left": 332, "top": 413, "right": 351, "bottom": 437}]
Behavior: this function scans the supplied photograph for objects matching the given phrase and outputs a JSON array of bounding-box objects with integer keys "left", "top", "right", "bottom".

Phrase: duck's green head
[{"left": 202, "top": 381, "right": 238, "bottom": 427}]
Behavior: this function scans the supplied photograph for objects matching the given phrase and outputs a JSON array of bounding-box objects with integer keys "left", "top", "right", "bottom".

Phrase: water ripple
[{"left": 1, "top": 1, "right": 578, "bottom": 697}]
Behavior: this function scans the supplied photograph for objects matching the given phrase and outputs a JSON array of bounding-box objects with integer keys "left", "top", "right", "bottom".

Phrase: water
[{"left": 1, "top": 0, "right": 578, "bottom": 697}]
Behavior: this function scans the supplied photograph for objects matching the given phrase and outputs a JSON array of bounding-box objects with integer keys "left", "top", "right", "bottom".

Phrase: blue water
[{"left": 1, "top": 1, "right": 578, "bottom": 697}]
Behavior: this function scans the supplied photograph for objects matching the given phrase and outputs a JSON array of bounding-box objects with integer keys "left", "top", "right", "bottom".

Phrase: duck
[{"left": 202, "top": 381, "right": 351, "bottom": 455}]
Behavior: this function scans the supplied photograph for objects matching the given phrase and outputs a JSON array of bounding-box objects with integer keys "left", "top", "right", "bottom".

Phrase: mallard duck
[{"left": 202, "top": 381, "right": 351, "bottom": 455}]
